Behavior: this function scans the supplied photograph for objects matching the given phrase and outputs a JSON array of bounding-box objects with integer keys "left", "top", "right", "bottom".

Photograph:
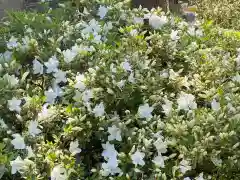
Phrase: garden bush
[
  {"left": 190, "top": 0, "right": 240, "bottom": 30},
  {"left": 1, "top": 0, "right": 240, "bottom": 179}
]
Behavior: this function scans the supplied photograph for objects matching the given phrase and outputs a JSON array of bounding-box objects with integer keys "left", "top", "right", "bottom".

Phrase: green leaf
[
  {"left": 0, "top": 165, "right": 5, "bottom": 179},
  {"left": 0, "top": 143, "right": 5, "bottom": 151},
  {"left": 66, "top": 104, "right": 73, "bottom": 114},
  {"left": 21, "top": 71, "right": 30, "bottom": 82}
]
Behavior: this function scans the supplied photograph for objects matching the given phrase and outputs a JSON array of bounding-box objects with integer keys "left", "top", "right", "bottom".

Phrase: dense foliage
[
  {"left": 190, "top": 0, "right": 240, "bottom": 30},
  {"left": 1, "top": 0, "right": 240, "bottom": 179}
]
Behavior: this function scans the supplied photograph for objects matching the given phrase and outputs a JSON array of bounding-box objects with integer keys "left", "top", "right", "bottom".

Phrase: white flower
[
  {"left": 82, "top": 89, "right": 93, "bottom": 102},
  {"left": 33, "top": 59, "right": 44, "bottom": 74},
  {"left": 52, "top": 83, "right": 63, "bottom": 97},
  {"left": 89, "top": 19, "right": 101, "bottom": 33},
  {"left": 138, "top": 103, "right": 154, "bottom": 119},
  {"left": 128, "top": 73, "right": 135, "bottom": 83},
  {"left": 8, "top": 97, "right": 21, "bottom": 113},
  {"left": 179, "top": 159, "right": 191, "bottom": 174},
  {"left": 38, "top": 104, "right": 56, "bottom": 121},
  {"left": 116, "top": 80, "right": 126, "bottom": 89},
  {"left": 93, "top": 102, "right": 105, "bottom": 117},
  {"left": 196, "top": 29, "right": 203, "bottom": 37},
  {"left": 160, "top": 69, "right": 169, "bottom": 78},
  {"left": 149, "top": 15, "right": 168, "bottom": 29},
  {"left": 121, "top": 60, "right": 132, "bottom": 72},
  {"left": 177, "top": 92, "right": 197, "bottom": 111},
  {"left": 211, "top": 157, "right": 222, "bottom": 167},
  {"left": 170, "top": 30, "right": 180, "bottom": 41},
  {"left": 133, "top": 17, "right": 144, "bottom": 24},
  {"left": 144, "top": 13, "right": 152, "bottom": 19},
  {"left": 45, "top": 88, "right": 58, "bottom": 104},
  {"left": 154, "top": 131, "right": 164, "bottom": 139},
  {"left": 82, "top": 19, "right": 101, "bottom": 34},
  {"left": 101, "top": 157, "right": 122, "bottom": 176},
  {"left": 154, "top": 138, "right": 168, "bottom": 154},
  {"left": 108, "top": 125, "right": 122, "bottom": 141},
  {"left": 28, "top": 120, "right": 41, "bottom": 137},
  {"left": 11, "top": 134, "right": 26, "bottom": 150},
  {"left": 37, "top": 104, "right": 48, "bottom": 118},
  {"left": 162, "top": 99, "right": 173, "bottom": 116},
  {"left": 130, "top": 29, "right": 138, "bottom": 36},
  {"left": 188, "top": 27, "right": 196, "bottom": 36},
  {"left": 3, "top": 74, "right": 19, "bottom": 87},
  {"left": 69, "top": 140, "right": 82, "bottom": 155},
  {"left": 10, "top": 156, "right": 25, "bottom": 174},
  {"left": 103, "top": 22, "right": 113, "bottom": 32},
  {"left": 102, "top": 142, "right": 118, "bottom": 160},
  {"left": 7, "top": 36, "right": 18, "bottom": 49},
  {"left": 1, "top": 51, "right": 12, "bottom": 61},
  {"left": 184, "top": 178, "right": 191, "bottom": 180},
  {"left": 152, "top": 154, "right": 165, "bottom": 168},
  {"left": 232, "top": 74, "right": 240, "bottom": 82},
  {"left": 71, "top": 44, "right": 82, "bottom": 54},
  {"left": 53, "top": 70, "right": 67, "bottom": 83},
  {"left": 51, "top": 165, "right": 67, "bottom": 180},
  {"left": 45, "top": 56, "right": 59, "bottom": 73},
  {"left": 74, "top": 74, "right": 86, "bottom": 91},
  {"left": 196, "top": 173, "right": 204, "bottom": 180},
  {"left": 44, "top": 84, "right": 63, "bottom": 104},
  {"left": 211, "top": 99, "right": 220, "bottom": 111},
  {"left": 93, "top": 33, "right": 102, "bottom": 44},
  {"left": 131, "top": 150, "right": 145, "bottom": 166},
  {"left": 26, "top": 146, "right": 35, "bottom": 158},
  {"left": 97, "top": 5, "right": 108, "bottom": 19},
  {"left": 80, "top": 7, "right": 88, "bottom": 15},
  {"left": 62, "top": 49, "right": 77, "bottom": 63}
]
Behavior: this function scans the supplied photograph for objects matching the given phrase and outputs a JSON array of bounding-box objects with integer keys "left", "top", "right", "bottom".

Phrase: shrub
[
  {"left": 190, "top": 0, "right": 240, "bottom": 30},
  {"left": 0, "top": 0, "right": 240, "bottom": 179}
]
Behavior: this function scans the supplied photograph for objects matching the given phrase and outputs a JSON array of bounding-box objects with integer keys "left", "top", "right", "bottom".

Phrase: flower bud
[
  {"left": 125, "top": 110, "right": 130, "bottom": 114},
  {"left": 91, "top": 168, "right": 97, "bottom": 172}
]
